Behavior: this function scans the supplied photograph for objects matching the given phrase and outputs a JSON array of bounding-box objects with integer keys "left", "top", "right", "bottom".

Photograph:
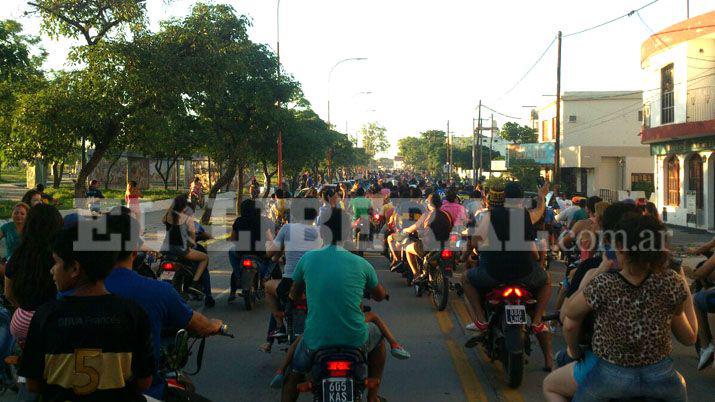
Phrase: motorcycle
[
  {"left": 467, "top": 284, "right": 536, "bottom": 388},
  {"left": 272, "top": 297, "right": 308, "bottom": 349},
  {"left": 413, "top": 248, "right": 454, "bottom": 311},
  {"left": 160, "top": 324, "right": 234, "bottom": 397},
  {"left": 235, "top": 255, "right": 267, "bottom": 311},
  {"left": 157, "top": 254, "right": 202, "bottom": 301},
  {"left": 296, "top": 348, "right": 374, "bottom": 402}
]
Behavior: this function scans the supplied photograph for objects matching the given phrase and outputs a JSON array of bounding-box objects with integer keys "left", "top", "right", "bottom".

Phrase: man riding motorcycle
[
  {"left": 281, "top": 208, "right": 389, "bottom": 402},
  {"left": 462, "top": 181, "right": 550, "bottom": 336},
  {"left": 402, "top": 194, "right": 452, "bottom": 283},
  {"left": 104, "top": 212, "right": 223, "bottom": 402}
]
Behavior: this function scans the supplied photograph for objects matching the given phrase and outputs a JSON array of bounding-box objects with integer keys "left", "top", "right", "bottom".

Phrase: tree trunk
[
  {"left": 175, "top": 158, "right": 181, "bottom": 191},
  {"left": 235, "top": 161, "right": 247, "bottom": 215},
  {"left": 75, "top": 143, "right": 109, "bottom": 198},
  {"left": 52, "top": 162, "right": 62, "bottom": 189},
  {"left": 200, "top": 155, "right": 238, "bottom": 225},
  {"left": 260, "top": 160, "right": 276, "bottom": 198},
  {"left": 104, "top": 154, "right": 121, "bottom": 190}
]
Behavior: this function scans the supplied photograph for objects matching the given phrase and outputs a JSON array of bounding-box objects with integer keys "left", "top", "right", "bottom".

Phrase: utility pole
[
  {"left": 471, "top": 117, "right": 476, "bottom": 184},
  {"left": 276, "top": 0, "right": 283, "bottom": 188},
  {"left": 489, "top": 114, "right": 495, "bottom": 179},
  {"left": 554, "top": 31, "right": 562, "bottom": 188},
  {"left": 687, "top": 0, "right": 690, "bottom": 18},
  {"left": 477, "top": 100, "right": 483, "bottom": 180}
]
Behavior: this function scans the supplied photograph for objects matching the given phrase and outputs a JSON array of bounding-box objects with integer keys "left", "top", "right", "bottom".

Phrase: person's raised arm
[
  {"left": 672, "top": 269, "right": 698, "bottom": 346},
  {"left": 689, "top": 237, "right": 715, "bottom": 255},
  {"left": 692, "top": 253, "right": 715, "bottom": 281},
  {"left": 529, "top": 182, "right": 549, "bottom": 224}
]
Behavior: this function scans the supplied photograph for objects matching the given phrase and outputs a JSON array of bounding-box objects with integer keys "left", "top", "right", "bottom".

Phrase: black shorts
[
  {"left": 276, "top": 277, "right": 294, "bottom": 306},
  {"left": 466, "top": 262, "right": 548, "bottom": 293}
]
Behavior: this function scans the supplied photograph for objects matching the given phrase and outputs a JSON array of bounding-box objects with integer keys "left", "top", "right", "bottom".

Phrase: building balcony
[{"left": 688, "top": 86, "right": 715, "bottom": 122}]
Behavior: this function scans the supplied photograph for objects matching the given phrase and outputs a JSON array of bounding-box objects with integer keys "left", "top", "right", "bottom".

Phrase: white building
[
  {"left": 640, "top": 11, "right": 715, "bottom": 229},
  {"left": 532, "top": 91, "right": 652, "bottom": 198},
  {"left": 393, "top": 156, "right": 404, "bottom": 170}
]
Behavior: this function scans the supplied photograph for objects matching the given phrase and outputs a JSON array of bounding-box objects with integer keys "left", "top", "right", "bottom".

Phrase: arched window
[
  {"left": 665, "top": 156, "right": 680, "bottom": 206},
  {"left": 688, "top": 154, "right": 703, "bottom": 209}
]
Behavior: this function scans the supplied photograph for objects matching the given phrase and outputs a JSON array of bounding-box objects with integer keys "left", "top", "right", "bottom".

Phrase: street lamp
[{"left": 327, "top": 57, "right": 368, "bottom": 126}]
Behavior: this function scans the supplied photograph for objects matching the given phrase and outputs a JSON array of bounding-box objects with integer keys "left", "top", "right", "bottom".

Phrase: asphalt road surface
[{"left": 1, "top": 201, "right": 714, "bottom": 401}]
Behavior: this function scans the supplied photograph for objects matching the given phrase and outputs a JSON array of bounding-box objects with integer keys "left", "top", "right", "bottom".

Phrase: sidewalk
[{"left": 668, "top": 224, "right": 713, "bottom": 248}]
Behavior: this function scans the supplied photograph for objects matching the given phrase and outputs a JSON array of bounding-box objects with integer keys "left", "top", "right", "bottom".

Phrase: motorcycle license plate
[
  {"left": 159, "top": 271, "right": 176, "bottom": 281},
  {"left": 505, "top": 305, "right": 527, "bottom": 325},
  {"left": 322, "top": 378, "right": 354, "bottom": 402}
]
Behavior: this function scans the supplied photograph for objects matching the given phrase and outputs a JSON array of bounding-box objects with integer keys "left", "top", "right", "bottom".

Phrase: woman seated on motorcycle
[
  {"left": 462, "top": 181, "right": 551, "bottom": 336},
  {"left": 559, "top": 196, "right": 602, "bottom": 262},
  {"left": 552, "top": 214, "right": 697, "bottom": 402},
  {"left": 228, "top": 199, "right": 275, "bottom": 303},
  {"left": 161, "top": 195, "right": 208, "bottom": 297},
  {"left": 402, "top": 193, "right": 452, "bottom": 283},
  {"left": 386, "top": 187, "right": 414, "bottom": 269},
  {"left": 441, "top": 189, "right": 467, "bottom": 229}
]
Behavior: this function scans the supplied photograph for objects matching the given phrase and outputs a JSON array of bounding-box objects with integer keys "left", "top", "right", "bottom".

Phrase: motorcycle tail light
[
  {"left": 440, "top": 249, "right": 453, "bottom": 260},
  {"left": 241, "top": 259, "right": 254, "bottom": 268},
  {"left": 374, "top": 214, "right": 380, "bottom": 220},
  {"left": 449, "top": 234, "right": 459, "bottom": 242},
  {"left": 327, "top": 360, "right": 352, "bottom": 377},
  {"left": 502, "top": 287, "right": 514, "bottom": 297},
  {"left": 514, "top": 288, "right": 523, "bottom": 298},
  {"left": 161, "top": 262, "right": 175, "bottom": 271}
]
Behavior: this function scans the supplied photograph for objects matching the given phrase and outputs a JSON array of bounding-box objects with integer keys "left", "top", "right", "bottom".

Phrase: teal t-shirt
[
  {"left": 350, "top": 197, "right": 372, "bottom": 220},
  {"left": 1, "top": 222, "right": 20, "bottom": 259},
  {"left": 571, "top": 208, "right": 588, "bottom": 227},
  {"left": 293, "top": 245, "right": 379, "bottom": 350}
]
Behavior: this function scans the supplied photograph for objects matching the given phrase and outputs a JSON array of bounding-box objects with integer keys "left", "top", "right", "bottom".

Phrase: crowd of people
[{"left": 0, "top": 169, "right": 713, "bottom": 401}]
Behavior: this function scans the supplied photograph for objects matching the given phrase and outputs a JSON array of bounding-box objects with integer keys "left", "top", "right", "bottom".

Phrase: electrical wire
[
  {"left": 480, "top": 104, "right": 526, "bottom": 121},
  {"left": 494, "top": 36, "right": 557, "bottom": 102},
  {"left": 563, "top": 0, "right": 660, "bottom": 37}
]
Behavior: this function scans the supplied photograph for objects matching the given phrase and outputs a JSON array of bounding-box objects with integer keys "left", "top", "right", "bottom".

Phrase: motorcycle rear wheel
[
  {"left": 429, "top": 266, "right": 449, "bottom": 311},
  {"left": 503, "top": 348, "right": 524, "bottom": 388}
]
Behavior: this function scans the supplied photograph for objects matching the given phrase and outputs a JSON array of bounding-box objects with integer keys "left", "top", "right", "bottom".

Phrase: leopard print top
[{"left": 584, "top": 269, "right": 687, "bottom": 367}]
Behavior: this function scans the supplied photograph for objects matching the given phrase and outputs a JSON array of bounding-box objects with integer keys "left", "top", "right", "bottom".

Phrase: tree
[
  {"left": 0, "top": 20, "right": 46, "bottom": 179},
  {"left": 397, "top": 136, "right": 428, "bottom": 171},
  {"left": 28, "top": 0, "right": 148, "bottom": 45},
  {"left": 499, "top": 122, "right": 537, "bottom": 144},
  {"left": 360, "top": 122, "right": 389, "bottom": 158}
]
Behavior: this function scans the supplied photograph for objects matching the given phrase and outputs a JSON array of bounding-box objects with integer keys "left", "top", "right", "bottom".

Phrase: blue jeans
[{"left": 574, "top": 357, "right": 686, "bottom": 402}]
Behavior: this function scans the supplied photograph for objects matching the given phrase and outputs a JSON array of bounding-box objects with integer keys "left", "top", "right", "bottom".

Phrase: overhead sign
[
  {"left": 507, "top": 142, "right": 555, "bottom": 166},
  {"left": 650, "top": 136, "right": 715, "bottom": 156}
]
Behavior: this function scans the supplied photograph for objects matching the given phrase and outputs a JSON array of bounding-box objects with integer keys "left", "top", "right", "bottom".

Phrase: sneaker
[
  {"left": 465, "top": 322, "right": 477, "bottom": 331},
  {"left": 268, "top": 328, "right": 287, "bottom": 339},
  {"left": 698, "top": 343, "right": 715, "bottom": 370},
  {"left": 258, "top": 342, "right": 272, "bottom": 354},
  {"left": 390, "top": 345, "right": 411, "bottom": 360},
  {"left": 269, "top": 372, "right": 284, "bottom": 389}
]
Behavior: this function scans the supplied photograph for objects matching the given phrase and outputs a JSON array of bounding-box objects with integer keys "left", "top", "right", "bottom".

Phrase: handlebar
[{"left": 218, "top": 324, "right": 235, "bottom": 338}]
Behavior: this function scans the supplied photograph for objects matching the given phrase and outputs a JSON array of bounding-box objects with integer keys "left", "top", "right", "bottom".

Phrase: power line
[
  {"left": 563, "top": 0, "right": 660, "bottom": 37},
  {"left": 495, "top": 36, "right": 557, "bottom": 102},
  {"left": 480, "top": 104, "right": 526, "bottom": 121}
]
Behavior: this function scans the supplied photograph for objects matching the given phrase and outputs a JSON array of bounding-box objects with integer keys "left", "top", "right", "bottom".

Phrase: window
[
  {"left": 637, "top": 110, "right": 643, "bottom": 122},
  {"left": 568, "top": 115, "right": 577, "bottom": 123},
  {"left": 688, "top": 154, "right": 703, "bottom": 209},
  {"left": 661, "top": 64, "right": 674, "bottom": 124},
  {"left": 665, "top": 156, "right": 680, "bottom": 206},
  {"left": 631, "top": 173, "right": 654, "bottom": 185}
]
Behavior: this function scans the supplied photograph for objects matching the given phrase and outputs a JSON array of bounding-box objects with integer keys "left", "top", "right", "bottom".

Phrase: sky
[{"left": 3, "top": 0, "right": 714, "bottom": 158}]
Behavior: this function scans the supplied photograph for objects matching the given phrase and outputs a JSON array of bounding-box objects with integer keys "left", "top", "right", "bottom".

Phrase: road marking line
[
  {"left": 435, "top": 311, "right": 454, "bottom": 334},
  {"left": 445, "top": 339, "right": 488, "bottom": 402},
  {"left": 451, "top": 300, "right": 472, "bottom": 327},
  {"left": 452, "top": 299, "right": 526, "bottom": 402},
  {"left": 474, "top": 348, "right": 525, "bottom": 402}
]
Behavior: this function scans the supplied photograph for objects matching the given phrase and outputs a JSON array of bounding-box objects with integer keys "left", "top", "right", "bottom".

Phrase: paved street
[{"left": 1, "top": 201, "right": 715, "bottom": 401}]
